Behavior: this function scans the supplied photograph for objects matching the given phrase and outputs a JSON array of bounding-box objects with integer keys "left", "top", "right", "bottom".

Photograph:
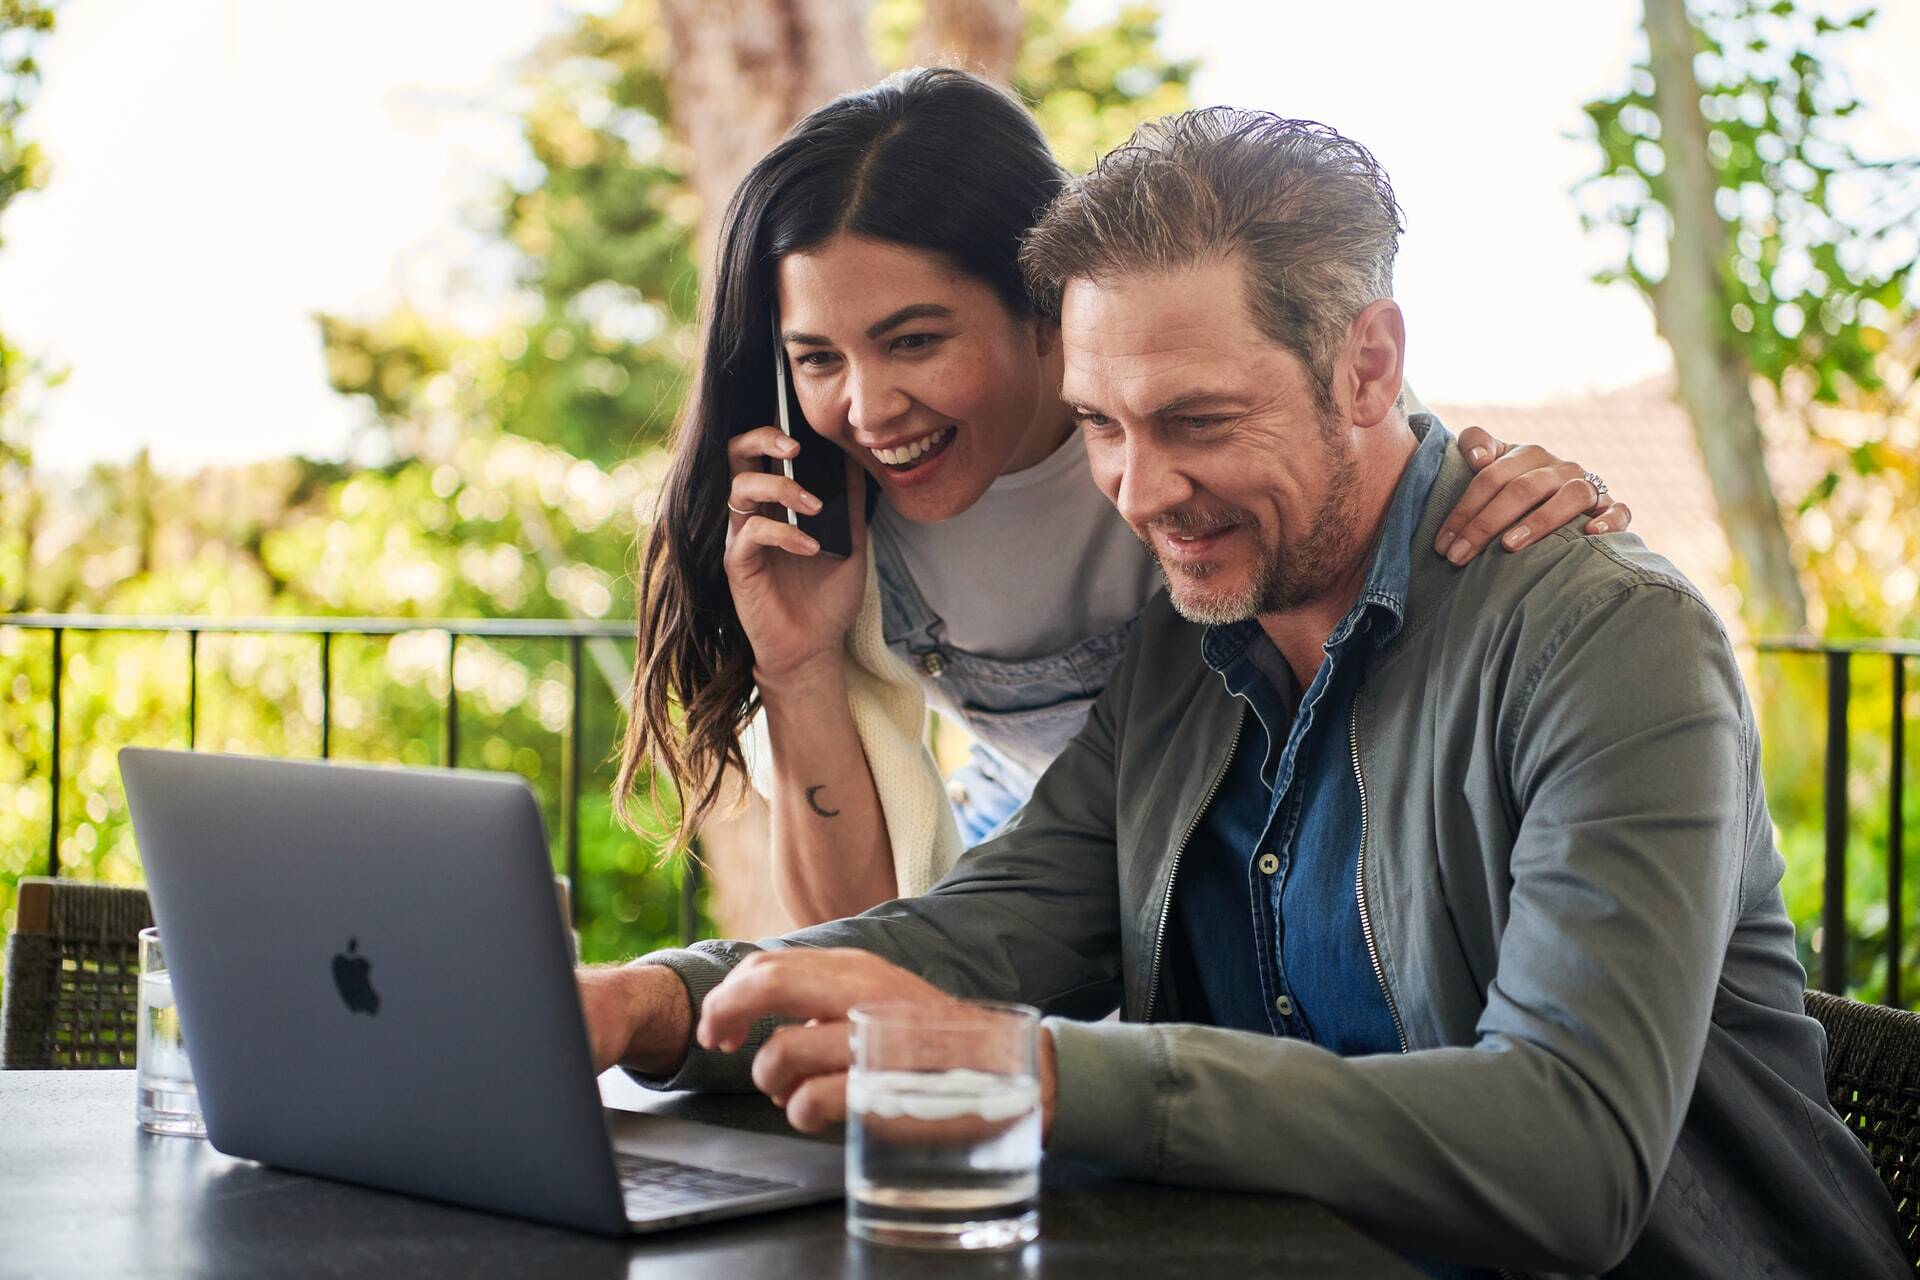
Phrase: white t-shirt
[{"left": 872, "top": 433, "right": 1163, "bottom": 662}]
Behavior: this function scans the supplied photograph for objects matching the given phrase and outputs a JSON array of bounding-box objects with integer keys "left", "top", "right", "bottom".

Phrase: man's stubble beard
[{"left": 1152, "top": 420, "right": 1363, "bottom": 627}]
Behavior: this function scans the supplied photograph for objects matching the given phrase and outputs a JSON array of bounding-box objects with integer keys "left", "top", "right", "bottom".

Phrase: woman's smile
[
  {"left": 865, "top": 423, "right": 960, "bottom": 485},
  {"left": 866, "top": 422, "right": 956, "bottom": 467}
]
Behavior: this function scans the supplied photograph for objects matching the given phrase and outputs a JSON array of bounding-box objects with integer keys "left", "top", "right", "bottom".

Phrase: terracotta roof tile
[{"left": 1430, "top": 376, "right": 1748, "bottom": 639}]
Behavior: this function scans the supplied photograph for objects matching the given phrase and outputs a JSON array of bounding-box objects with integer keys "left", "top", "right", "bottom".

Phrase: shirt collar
[
  {"left": 1202, "top": 413, "right": 1450, "bottom": 676},
  {"left": 1348, "top": 412, "right": 1448, "bottom": 649}
]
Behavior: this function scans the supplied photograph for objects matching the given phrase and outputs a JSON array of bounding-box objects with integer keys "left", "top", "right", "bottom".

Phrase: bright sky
[{"left": 1, "top": 0, "right": 1914, "bottom": 473}]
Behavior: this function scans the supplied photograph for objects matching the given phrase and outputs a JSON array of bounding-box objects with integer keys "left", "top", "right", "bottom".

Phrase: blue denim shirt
[{"left": 1174, "top": 420, "right": 1448, "bottom": 1052}]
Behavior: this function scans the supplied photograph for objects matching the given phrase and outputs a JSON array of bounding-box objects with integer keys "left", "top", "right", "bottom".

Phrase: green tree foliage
[
  {"left": 1578, "top": 0, "right": 1918, "bottom": 1003},
  {"left": 1576, "top": 0, "right": 1919, "bottom": 633},
  {"left": 1011, "top": 0, "right": 1195, "bottom": 170},
  {"left": 0, "top": 446, "right": 690, "bottom": 970},
  {"left": 1579, "top": 2, "right": 1913, "bottom": 407},
  {"left": 871, "top": 0, "right": 1196, "bottom": 170},
  {"left": 322, "top": 3, "right": 697, "bottom": 476},
  {"left": 0, "top": 0, "right": 54, "bottom": 226},
  {"left": 1, "top": 0, "right": 60, "bottom": 469},
  {"left": 487, "top": 1, "right": 699, "bottom": 468}
]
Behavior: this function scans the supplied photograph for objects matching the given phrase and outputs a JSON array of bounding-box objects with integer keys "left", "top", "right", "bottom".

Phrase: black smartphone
[{"left": 766, "top": 311, "right": 852, "bottom": 558}]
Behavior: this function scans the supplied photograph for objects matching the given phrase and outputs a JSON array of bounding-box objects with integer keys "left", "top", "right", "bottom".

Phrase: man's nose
[
  {"left": 845, "top": 365, "right": 911, "bottom": 436},
  {"left": 1114, "top": 433, "right": 1192, "bottom": 527}
]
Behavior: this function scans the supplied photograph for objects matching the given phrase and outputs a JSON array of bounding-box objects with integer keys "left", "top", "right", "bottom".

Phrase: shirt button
[
  {"left": 1258, "top": 852, "right": 1280, "bottom": 876},
  {"left": 920, "top": 651, "right": 946, "bottom": 678},
  {"left": 1275, "top": 995, "right": 1294, "bottom": 1017},
  {"left": 945, "top": 779, "right": 970, "bottom": 806}
]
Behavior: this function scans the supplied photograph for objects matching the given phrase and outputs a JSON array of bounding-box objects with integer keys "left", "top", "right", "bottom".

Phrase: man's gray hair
[{"left": 1020, "top": 109, "right": 1405, "bottom": 410}]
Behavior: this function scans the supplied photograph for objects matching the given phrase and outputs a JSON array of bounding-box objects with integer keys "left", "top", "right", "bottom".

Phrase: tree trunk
[
  {"left": 915, "top": 0, "right": 1022, "bottom": 84},
  {"left": 655, "top": 0, "right": 877, "bottom": 269},
  {"left": 1643, "top": 0, "right": 1808, "bottom": 634}
]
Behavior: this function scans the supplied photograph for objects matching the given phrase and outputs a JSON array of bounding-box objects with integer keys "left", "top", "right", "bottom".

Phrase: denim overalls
[{"left": 869, "top": 516, "right": 1138, "bottom": 845}]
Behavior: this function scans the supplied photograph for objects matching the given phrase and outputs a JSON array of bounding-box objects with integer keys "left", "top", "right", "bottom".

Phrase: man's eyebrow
[
  {"left": 1062, "top": 392, "right": 1245, "bottom": 419},
  {"left": 1149, "top": 392, "right": 1244, "bottom": 417},
  {"left": 781, "top": 303, "right": 955, "bottom": 348}
]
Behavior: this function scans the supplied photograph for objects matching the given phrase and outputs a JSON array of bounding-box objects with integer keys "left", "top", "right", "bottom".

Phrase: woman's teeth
[{"left": 870, "top": 425, "right": 956, "bottom": 468}]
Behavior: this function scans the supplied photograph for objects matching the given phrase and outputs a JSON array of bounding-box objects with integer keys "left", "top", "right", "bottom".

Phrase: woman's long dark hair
[{"left": 616, "top": 67, "right": 1067, "bottom": 847}]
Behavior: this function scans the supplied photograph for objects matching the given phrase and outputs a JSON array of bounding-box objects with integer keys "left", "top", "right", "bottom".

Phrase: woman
[{"left": 616, "top": 68, "right": 1631, "bottom": 927}]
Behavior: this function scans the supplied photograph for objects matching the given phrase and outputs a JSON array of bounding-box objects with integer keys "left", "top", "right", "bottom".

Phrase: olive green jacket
[{"left": 637, "top": 432, "right": 1903, "bottom": 1277}]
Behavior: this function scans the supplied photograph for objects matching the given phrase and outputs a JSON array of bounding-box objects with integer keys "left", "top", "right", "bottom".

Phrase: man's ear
[{"left": 1340, "top": 299, "right": 1406, "bottom": 430}]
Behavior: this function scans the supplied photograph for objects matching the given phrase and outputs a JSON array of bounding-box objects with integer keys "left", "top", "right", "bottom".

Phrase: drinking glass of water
[
  {"left": 845, "top": 1000, "right": 1041, "bottom": 1250},
  {"left": 136, "top": 928, "right": 205, "bottom": 1137}
]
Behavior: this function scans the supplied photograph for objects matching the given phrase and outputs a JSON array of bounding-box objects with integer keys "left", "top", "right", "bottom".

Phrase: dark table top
[{"left": 0, "top": 1069, "right": 1417, "bottom": 1279}]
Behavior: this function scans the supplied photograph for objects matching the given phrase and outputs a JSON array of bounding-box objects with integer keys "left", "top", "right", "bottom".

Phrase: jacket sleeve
[
  {"left": 1045, "top": 579, "right": 1751, "bottom": 1274},
  {"left": 630, "top": 650, "right": 1128, "bottom": 1092}
]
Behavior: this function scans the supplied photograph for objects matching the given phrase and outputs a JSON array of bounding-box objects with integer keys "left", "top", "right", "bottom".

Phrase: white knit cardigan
[{"left": 743, "top": 543, "right": 965, "bottom": 898}]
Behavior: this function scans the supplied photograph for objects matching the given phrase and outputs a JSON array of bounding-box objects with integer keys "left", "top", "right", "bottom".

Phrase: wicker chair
[
  {"left": 2, "top": 877, "right": 154, "bottom": 1069},
  {"left": 1805, "top": 989, "right": 1920, "bottom": 1267}
]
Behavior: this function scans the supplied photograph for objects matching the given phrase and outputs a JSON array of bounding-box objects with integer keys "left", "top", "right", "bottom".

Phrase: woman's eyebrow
[
  {"left": 865, "top": 303, "right": 953, "bottom": 339},
  {"left": 782, "top": 303, "right": 955, "bottom": 347}
]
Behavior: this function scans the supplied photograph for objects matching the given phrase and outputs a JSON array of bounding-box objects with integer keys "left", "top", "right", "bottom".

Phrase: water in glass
[
  {"left": 136, "top": 931, "right": 205, "bottom": 1137},
  {"left": 846, "top": 1002, "right": 1041, "bottom": 1250}
]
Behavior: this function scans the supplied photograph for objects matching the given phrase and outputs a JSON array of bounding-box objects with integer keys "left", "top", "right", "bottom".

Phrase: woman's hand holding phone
[{"left": 724, "top": 426, "right": 868, "bottom": 683}]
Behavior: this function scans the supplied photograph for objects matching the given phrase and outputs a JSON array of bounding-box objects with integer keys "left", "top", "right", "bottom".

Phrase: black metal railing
[
  {"left": 0, "top": 614, "right": 701, "bottom": 946},
  {"left": 4, "top": 617, "right": 1912, "bottom": 991},
  {"left": 1756, "top": 637, "right": 1914, "bottom": 1003}
]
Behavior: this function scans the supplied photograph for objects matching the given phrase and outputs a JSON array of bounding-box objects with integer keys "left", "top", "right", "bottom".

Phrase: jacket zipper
[
  {"left": 1143, "top": 716, "right": 1243, "bottom": 1024},
  {"left": 1353, "top": 715, "right": 1528, "bottom": 1280},
  {"left": 1350, "top": 713, "right": 1409, "bottom": 1053}
]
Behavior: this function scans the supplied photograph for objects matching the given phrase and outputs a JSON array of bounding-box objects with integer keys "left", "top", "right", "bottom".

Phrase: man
[{"left": 580, "top": 110, "right": 1904, "bottom": 1276}]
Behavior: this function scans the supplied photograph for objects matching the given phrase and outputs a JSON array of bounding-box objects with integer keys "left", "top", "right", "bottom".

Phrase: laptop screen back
[{"left": 119, "top": 748, "right": 629, "bottom": 1235}]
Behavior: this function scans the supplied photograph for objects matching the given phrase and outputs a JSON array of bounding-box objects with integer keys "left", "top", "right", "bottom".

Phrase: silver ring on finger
[
  {"left": 727, "top": 501, "right": 757, "bottom": 517},
  {"left": 1583, "top": 470, "right": 1608, "bottom": 501}
]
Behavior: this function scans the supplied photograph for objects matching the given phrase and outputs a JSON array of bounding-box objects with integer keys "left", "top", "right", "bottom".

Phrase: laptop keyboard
[{"left": 615, "top": 1151, "right": 801, "bottom": 1214}]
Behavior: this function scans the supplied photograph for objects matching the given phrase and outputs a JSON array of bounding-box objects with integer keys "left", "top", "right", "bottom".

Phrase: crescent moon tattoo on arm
[{"left": 805, "top": 785, "right": 840, "bottom": 818}]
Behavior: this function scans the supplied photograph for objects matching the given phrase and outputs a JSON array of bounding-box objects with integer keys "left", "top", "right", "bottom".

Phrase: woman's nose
[{"left": 844, "top": 367, "right": 912, "bottom": 436}]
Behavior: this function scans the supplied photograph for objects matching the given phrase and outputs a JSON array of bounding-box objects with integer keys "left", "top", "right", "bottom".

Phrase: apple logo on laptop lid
[{"left": 331, "top": 938, "right": 381, "bottom": 1016}]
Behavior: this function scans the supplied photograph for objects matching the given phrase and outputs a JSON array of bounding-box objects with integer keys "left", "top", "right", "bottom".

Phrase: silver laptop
[{"left": 118, "top": 747, "right": 842, "bottom": 1236}]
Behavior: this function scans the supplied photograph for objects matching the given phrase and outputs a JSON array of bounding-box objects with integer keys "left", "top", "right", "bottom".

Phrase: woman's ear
[{"left": 1032, "top": 315, "right": 1061, "bottom": 359}]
